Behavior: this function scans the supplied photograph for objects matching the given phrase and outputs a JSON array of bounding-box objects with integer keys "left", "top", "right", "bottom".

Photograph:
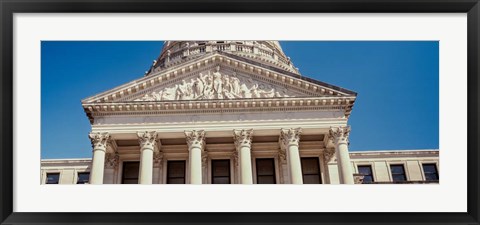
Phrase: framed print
[{"left": 1, "top": 0, "right": 479, "bottom": 224}]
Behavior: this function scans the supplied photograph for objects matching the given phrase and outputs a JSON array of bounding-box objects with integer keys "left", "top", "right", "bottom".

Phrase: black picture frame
[{"left": 1, "top": 0, "right": 479, "bottom": 224}]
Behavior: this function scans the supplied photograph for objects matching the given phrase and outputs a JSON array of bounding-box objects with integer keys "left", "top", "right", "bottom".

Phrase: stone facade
[
  {"left": 40, "top": 150, "right": 439, "bottom": 184},
  {"left": 41, "top": 41, "right": 439, "bottom": 185}
]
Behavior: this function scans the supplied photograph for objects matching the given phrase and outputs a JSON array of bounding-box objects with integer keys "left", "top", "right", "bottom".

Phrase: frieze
[{"left": 133, "top": 66, "right": 296, "bottom": 101}]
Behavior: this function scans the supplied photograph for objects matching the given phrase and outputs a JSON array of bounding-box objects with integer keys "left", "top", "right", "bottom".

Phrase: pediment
[
  {"left": 82, "top": 53, "right": 356, "bottom": 104},
  {"left": 129, "top": 67, "right": 307, "bottom": 102}
]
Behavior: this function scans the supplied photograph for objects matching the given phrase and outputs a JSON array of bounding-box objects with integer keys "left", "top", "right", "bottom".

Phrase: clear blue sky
[{"left": 41, "top": 41, "right": 439, "bottom": 159}]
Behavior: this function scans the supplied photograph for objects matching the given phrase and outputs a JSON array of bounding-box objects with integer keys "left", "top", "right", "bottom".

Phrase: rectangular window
[
  {"left": 122, "top": 162, "right": 139, "bottom": 184},
  {"left": 256, "top": 158, "right": 276, "bottom": 184},
  {"left": 76, "top": 172, "right": 90, "bottom": 184},
  {"left": 422, "top": 164, "right": 439, "bottom": 181},
  {"left": 390, "top": 164, "right": 407, "bottom": 182},
  {"left": 301, "top": 157, "right": 322, "bottom": 184},
  {"left": 167, "top": 160, "right": 186, "bottom": 184},
  {"left": 357, "top": 165, "right": 374, "bottom": 184},
  {"left": 211, "top": 159, "right": 230, "bottom": 184},
  {"left": 46, "top": 173, "right": 60, "bottom": 184}
]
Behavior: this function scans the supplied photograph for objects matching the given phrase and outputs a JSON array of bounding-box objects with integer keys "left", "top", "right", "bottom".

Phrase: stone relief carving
[
  {"left": 105, "top": 152, "right": 119, "bottom": 169},
  {"left": 279, "top": 128, "right": 302, "bottom": 149},
  {"left": 323, "top": 148, "right": 336, "bottom": 164},
  {"left": 135, "top": 66, "right": 292, "bottom": 101},
  {"left": 233, "top": 129, "right": 253, "bottom": 149},
  {"left": 153, "top": 151, "right": 163, "bottom": 167},
  {"left": 329, "top": 126, "right": 351, "bottom": 144},
  {"left": 184, "top": 130, "right": 206, "bottom": 149},
  {"left": 137, "top": 131, "right": 158, "bottom": 149},
  {"left": 88, "top": 132, "right": 110, "bottom": 149}
]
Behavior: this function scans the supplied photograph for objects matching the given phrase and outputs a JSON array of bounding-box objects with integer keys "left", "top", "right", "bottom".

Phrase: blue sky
[{"left": 41, "top": 41, "right": 439, "bottom": 159}]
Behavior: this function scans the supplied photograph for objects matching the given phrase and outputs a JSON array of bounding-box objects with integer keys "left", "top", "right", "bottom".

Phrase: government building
[{"left": 41, "top": 41, "right": 439, "bottom": 185}]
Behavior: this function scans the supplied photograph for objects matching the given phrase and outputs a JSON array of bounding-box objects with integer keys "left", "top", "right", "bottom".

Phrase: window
[
  {"left": 357, "top": 165, "right": 374, "bottom": 184},
  {"left": 122, "top": 162, "right": 139, "bottom": 184},
  {"left": 211, "top": 159, "right": 230, "bottom": 184},
  {"left": 422, "top": 164, "right": 439, "bottom": 181},
  {"left": 256, "top": 158, "right": 276, "bottom": 184},
  {"left": 46, "top": 173, "right": 60, "bottom": 184},
  {"left": 301, "top": 157, "right": 322, "bottom": 184},
  {"left": 390, "top": 164, "right": 407, "bottom": 182},
  {"left": 76, "top": 172, "right": 90, "bottom": 184},
  {"left": 167, "top": 161, "right": 186, "bottom": 184}
]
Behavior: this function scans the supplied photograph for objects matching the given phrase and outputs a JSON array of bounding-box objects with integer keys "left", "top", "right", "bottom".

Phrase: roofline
[{"left": 219, "top": 51, "right": 358, "bottom": 96}]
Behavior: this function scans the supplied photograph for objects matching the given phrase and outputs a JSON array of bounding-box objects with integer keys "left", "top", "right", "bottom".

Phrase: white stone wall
[{"left": 40, "top": 150, "right": 438, "bottom": 184}]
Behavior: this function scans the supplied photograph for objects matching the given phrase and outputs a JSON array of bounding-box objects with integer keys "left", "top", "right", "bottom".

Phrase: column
[
  {"left": 329, "top": 126, "right": 354, "bottom": 184},
  {"left": 137, "top": 131, "right": 157, "bottom": 184},
  {"left": 233, "top": 129, "right": 254, "bottom": 184},
  {"left": 88, "top": 132, "right": 110, "bottom": 184},
  {"left": 280, "top": 128, "right": 303, "bottom": 184},
  {"left": 185, "top": 130, "right": 205, "bottom": 184}
]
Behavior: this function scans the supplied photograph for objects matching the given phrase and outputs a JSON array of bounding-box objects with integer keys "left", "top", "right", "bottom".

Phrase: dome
[{"left": 147, "top": 41, "right": 299, "bottom": 75}]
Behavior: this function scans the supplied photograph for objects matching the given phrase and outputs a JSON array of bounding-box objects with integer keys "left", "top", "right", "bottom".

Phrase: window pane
[
  {"left": 122, "top": 179, "right": 138, "bottom": 184},
  {"left": 213, "top": 177, "right": 230, "bottom": 184},
  {"left": 392, "top": 174, "right": 406, "bottom": 181},
  {"left": 390, "top": 165, "right": 405, "bottom": 174},
  {"left": 301, "top": 157, "right": 322, "bottom": 184},
  {"left": 257, "top": 176, "right": 276, "bottom": 184},
  {"left": 168, "top": 161, "right": 186, "bottom": 178},
  {"left": 122, "top": 162, "right": 139, "bottom": 184},
  {"left": 77, "top": 172, "right": 90, "bottom": 184},
  {"left": 167, "top": 161, "right": 186, "bottom": 184},
  {"left": 301, "top": 158, "right": 319, "bottom": 175},
  {"left": 363, "top": 175, "right": 374, "bottom": 183},
  {"left": 256, "top": 159, "right": 275, "bottom": 176},
  {"left": 168, "top": 178, "right": 185, "bottom": 184},
  {"left": 212, "top": 160, "right": 230, "bottom": 184},
  {"left": 423, "top": 164, "right": 439, "bottom": 181},
  {"left": 358, "top": 165, "right": 374, "bottom": 183},
  {"left": 358, "top": 166, "right": 372, "bottom": 176},
  {"left": 303, "top": 174, "right": 321, "bottom": 184},
  {"left": 46, "top": 173, "right": 60, "bottom": 184}
]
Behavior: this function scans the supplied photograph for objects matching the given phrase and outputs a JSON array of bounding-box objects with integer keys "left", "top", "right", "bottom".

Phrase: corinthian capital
[
  {"left": 185, "top": 130, "right": 206, "bottom": 149},
  {"left": 279, "top": 128, "right": 302, "bottom": 149},
  {"left": 137, "top": 131, "right": 158, "bottom": 150},
  {"left": 88, "top": 132, "right": 110, "bottom": 150},
  {"left": 233, "top": 129, "right": 253, "bottom": 149},
  {"left": 329, "top": 126, "right": 351, "bottom": 144}
]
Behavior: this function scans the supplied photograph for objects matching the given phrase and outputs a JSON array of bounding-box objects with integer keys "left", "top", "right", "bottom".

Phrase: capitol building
[{"left": 40, "top": 41, "right": 439, "bottom": 185}]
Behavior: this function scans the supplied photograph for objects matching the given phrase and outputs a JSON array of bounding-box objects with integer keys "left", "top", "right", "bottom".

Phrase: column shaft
[
  {"left": 139, "top": 148, "right": 154, "bottom": 184},
  {"left": 287, "top": 144, "right": 303, "bottom": 184},
  {"left": 336, "top": 141, "right": 354, "bottom": 184},
  {"left": 90, "top": 148, "right": 106, "bottom": 184},
  {"left": 239, "top": 145, "right": 253, "bottom": 184},
  {"left": 189, "top": 146, "right": 203, "bottom": 184}
]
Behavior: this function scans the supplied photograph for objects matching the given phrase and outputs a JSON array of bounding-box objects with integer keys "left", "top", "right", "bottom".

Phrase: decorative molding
[
  {"left": 202, "top": 152, "right": 208, "bottom": 169},
  {"left": 105, "top": 152, "right": 119, "bottom": 169},
  {"left": 153, "top": 151, "right": 163, "bottom": 168},
  {"left": 323, "top": 148, "right": 336, "bottom": 164},
  {"left": 88, "top": 132, "right": 110, "bottom": 150},
  {"left": 329, "top": 126, "right": 351, "bottom": 144},
  {"left": 279, "top": 128, "right": 302, "bottom": 149},
  {"left": 134, "top": 66, "right": 294, "bottom": 102},
  {"left": 353, "top": 174, "right": 365, "bottom": 184},
  {"left": 137, "top": 131, "right": 158, "bottom": 150},
  {"left": 233, "top": 129, "right": 253, "bottom": 149},
  {"left": 184, "top": 130, "right": 206, "bottom": 149}
]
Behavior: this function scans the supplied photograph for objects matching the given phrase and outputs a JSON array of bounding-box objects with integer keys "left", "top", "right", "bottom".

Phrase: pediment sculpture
[{"left": 134, "top": 66, "right": 296, "bottom": 101}]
